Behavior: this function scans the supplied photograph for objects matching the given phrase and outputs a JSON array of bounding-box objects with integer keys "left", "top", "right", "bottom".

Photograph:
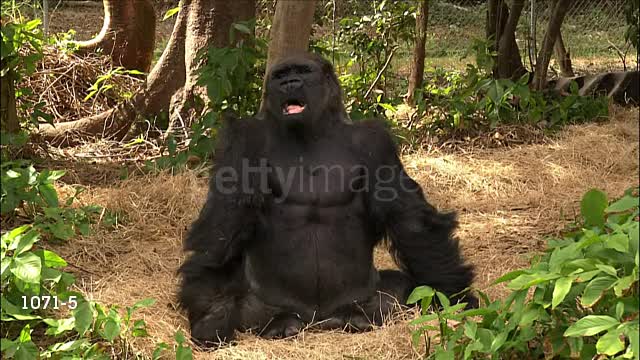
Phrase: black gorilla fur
[{"left": 178, "top": 53, "right": 477, "bottom": 346}]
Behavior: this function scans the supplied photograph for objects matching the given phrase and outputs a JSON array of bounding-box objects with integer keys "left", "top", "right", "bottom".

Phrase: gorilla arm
[
  {"left": 354, "top": 120, "right": 477, "bottom": 306},
  {"left": 184, "top": 115, "right": 265, "bottom": 267}
]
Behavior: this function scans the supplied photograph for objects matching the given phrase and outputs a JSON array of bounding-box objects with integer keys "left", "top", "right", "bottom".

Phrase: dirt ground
[{"left": 45, "top": 106, "right": 638, "bottom": 359}]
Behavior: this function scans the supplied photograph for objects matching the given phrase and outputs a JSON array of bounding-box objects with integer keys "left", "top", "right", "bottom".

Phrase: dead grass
[
  {"left": 16, "top": 47, "right": 143, "bottom": 124},
  {"left": 44, "top": 106, "right": 639, "bottom": 359}
]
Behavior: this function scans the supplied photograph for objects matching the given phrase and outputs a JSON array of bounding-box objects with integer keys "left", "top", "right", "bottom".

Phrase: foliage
[
  {"left": 150, "top": 19, "right": 266, "bottom": 171},
  {"left": 333, "top": 0, "right": 416, "bottom": 120},
  {"left": 413, "top": 40, "right": 609, "bottom": 133},
  {"left": 1, "top": 162, "right": 193, "bottom": 359},
  {"left": 0, "top": 161, "right": 104, "bottom": 241},
  {"left": 408, "top": 188, "right": 639, "bottom": 359},
  {"left": 624, "top": 0, "right": 639, "bottom": 49},
  {"left": 0, "top": 17, "right": 52, "bottom": 131},
  {"left": 0, "top": 18, "right": 43, "bottom": 79},
  {"left": 84, "top": 67, "right": 145, "bottom": 102},
  {"left": 1, "top": 11, "right": 192, "bottom": 359}
]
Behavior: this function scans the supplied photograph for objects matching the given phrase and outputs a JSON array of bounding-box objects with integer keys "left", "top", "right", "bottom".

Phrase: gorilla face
[{"left": 265, "top": 53, "right": 343, "bottom": 130}]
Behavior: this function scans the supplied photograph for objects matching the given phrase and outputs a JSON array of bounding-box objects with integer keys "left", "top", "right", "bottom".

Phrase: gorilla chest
[{"left": 266, "top": 146, "right": 363, "bottom": 207}]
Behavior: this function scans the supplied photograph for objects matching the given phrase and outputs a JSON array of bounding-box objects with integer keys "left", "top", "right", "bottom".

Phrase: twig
[
  {"left": 607, "top": 39, "right": 627, "bottom": 71},
  {"left": 364, "top": 46, "right": 398, "bottom": 100}
]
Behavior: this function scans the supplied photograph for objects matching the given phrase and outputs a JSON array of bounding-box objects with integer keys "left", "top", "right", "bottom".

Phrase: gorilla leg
[
  {"left": 238, "top": 292, "right": 306, "bottom": 339},
  {"left": 316, "top": 270, "right": 412, "bottom": 331},
  {"left": 178, "top": 255, "right": 243, "bottom": 346}
]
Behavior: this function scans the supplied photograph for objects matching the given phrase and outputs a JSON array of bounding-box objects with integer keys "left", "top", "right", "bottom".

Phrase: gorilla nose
[{"left": 280, "top": 78, "right": 303, "bottom": 92}]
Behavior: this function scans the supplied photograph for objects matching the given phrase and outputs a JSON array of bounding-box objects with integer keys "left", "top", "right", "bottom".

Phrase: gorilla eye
[
  {"left": 272, "top": 68, "right": 290, "bottom": 80},
  {"left": 295, "top": 65, "right": 312, "bottom": 74}
]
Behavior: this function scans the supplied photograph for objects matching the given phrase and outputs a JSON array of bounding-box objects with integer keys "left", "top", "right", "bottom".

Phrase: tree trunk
[
  {"left": 553, "top": 31, "right": 574, "bottom": 77},
  {"left": 532, "top": 0, "right": 571, "bottom": 90},
  {"left": 1, "top": 71, "right": 20, "bottom": 133},
  {"left": 486, "top": 0, "right": 502, "bottom": 55},
  {"left": 167, "top": 0, "right": 255, "bottom": 134},
  {"left": 264, "top": 0, "right": 317, "bottom": 74},
  {"left": 75, "top": 0, "right": 156, "bottom": 72},
  {"left": 494, "top": 0, "right": 526, "bottom": 79},
  {"left": 138, "top": 1, "right": 188, "bottom": 118},
  {"left": 406, "top": 0, "right": 429, "bottom": 106},
  {"left": 39, "top": 0, "right": 255, "bottom": 146}
]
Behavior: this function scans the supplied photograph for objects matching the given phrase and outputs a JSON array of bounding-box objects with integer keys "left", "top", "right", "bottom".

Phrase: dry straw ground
[{"left": 46, "top": 107, "right": 638, "bottom": 359}]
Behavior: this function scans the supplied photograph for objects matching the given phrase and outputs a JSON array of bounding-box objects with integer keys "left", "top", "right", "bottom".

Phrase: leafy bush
[
  {"left": 2, "top": 16, "right": 192, "bottom": 357},
  {"left": 409, "top": 188, "right": 639, "bottom": 359},
  {"left": 624, "top": 0, "right": 639, "bottom": 49},
  {"left": 150, "top": 19, "right": 266, "bottom": 171},
  {"left": 412, "top": 40, "right": 610, "bottom": 134},
  {"left": 308, "top": 0, "right": 417, "bottom": 120}
]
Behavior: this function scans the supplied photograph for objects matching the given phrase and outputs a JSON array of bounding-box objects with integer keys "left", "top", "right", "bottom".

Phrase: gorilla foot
[
  {"left": 190, "top": 312, "right": 237, "bottom": 348},
  {"left": 313, "top": 310, "right": 376, "bottom": 332},
  {"left": 260, "top": 313, "right": 304, "bottom": 339}
]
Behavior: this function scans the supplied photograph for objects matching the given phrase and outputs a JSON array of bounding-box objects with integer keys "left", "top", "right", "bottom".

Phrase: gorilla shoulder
[{"left": 349, "top": 119, "right": 399, "bottom": 160}]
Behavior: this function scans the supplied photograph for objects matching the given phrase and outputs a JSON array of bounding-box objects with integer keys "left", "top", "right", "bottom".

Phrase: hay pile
[
  {"left": 51, "top": 107, "right": 638, "bottom": 359},
  {"left": 16, "top": 46, "right": 143, "bottom": 124}
]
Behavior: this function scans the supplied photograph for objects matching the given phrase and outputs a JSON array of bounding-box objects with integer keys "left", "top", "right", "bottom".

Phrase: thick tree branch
[{"left": 533, "top": 0, "right": 571, "bottom": 90}]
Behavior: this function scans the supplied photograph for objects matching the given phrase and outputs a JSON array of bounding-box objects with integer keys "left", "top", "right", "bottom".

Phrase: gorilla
[{"left": 178, "top": 52, "right": 476, "bottom": 346}]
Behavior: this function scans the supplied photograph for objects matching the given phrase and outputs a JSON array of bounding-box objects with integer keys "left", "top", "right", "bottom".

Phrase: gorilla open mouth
[{"left": 282, "top": 100, "right": 306, "bottom": 115}]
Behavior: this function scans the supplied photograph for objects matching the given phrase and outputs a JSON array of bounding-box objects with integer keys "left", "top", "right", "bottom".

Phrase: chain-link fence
[{"left": 426, "top": 0, "right": 632, "bottom": 74}]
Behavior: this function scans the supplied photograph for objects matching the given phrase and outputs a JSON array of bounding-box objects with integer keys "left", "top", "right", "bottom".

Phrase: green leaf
[
  {"left": 490, "top": 331, "right": 508, "bottom": 352},
  {"left": 615, "top": 302, "right": 624, "bottom": 320},
  {"left": 38, "top": 184, "right": 59, "bottom": 207},
  {"left": 176, "top": 344, "right": 193, "bottom": 360},
  {"left": 493, "top": 269, "right": 528, "bottom": 284},
  {"left": 39, "top": 250, "right": 67, "bottom": 268},
  {"left": 594, "top": 264, "right": 618, "bottom": 276},
  {"left": 43, "top": 317, "right": 75, "bottom": 336},
  {"left": 131, "top": 298, "right": 156, "bottom": 311},
  {"left": 564, "top": 315, "right": 619, "bottom": 337},
  {"left": 2, "top": 226, "right": 29, "bottom": 248},
  {"left": 581, "top": 189, "right": 608, "bottom": 228},
  {"left": 435, "top": 291, "right": 451, "bottom": 308},
  {"left": 605, "top": 195, "right": 639, "bottom": 213},
  {"left": 407, "top": 286, "right": 435, "bottom": 304},
  {"left": 552, "top": 276, "right": 574, "bottom": 309},
  {"left": 519, "top": 306, "right": 544, "bottom": 327},
  {"left": 595, "top": 330, "right": 625, "bottom": 356},
  {"left": 162, "top": 6, "right": 180, "bottom": 21},
  {"left": 581, "top": 276, "right": 616, "bottom": 307},
  {"left": 464, "top": 341, "right": 485, "bottom": 360},
  {"left": 175, "top": 330, "right": 187, "bottom": 344},
  {"left": 1, "top": 338, "right": 17, "bottom": 356},
  {"left": 14, "top": 230, "right": 39, "bottom": 256},
  {"left": 152, "top": 342, "right": 169, "bottom": 360},
  {"left": 14, "top": 341, "right": 38, "bottom": 360},
  {"left": 463, "top": 321, "right": 477, "bottom": 339},
  {"left": 434, "top": 348, "right": 455, "bottom": 360},
  {"left": 605, "top": 233, "right": 629, "bottom": 253},
  {"left": 11, "top": 253, "right": 42, "bottom": 287},
  {"left": 73, "top": 301, "right": 94, "bottom": 336},
  {"left": 508, "top": 273, "right": 561, "bottom": 290},
  {"left": 549, "top": 243, "right": 580, "bottom": 272},
  {"left": 624, "top": 325, "right": 639, "bottom": 360},
  {"left": 613, "top": 274, "right": 636, "bottom": 297},
  {"left": 409, "top": 313, "right": 438, "bottom": 325},
  {"left": 102, "top": 319, "right": 120, "bottom": 342}
]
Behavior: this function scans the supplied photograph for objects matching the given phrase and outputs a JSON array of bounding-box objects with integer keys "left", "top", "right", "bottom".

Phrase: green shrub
[{"left": 409, "top": 188, "right": 639, "bottom": 359}]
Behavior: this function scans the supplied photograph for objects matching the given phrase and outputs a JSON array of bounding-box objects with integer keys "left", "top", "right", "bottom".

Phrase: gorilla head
[{"left": 264, "top": 52, "right": 347, "bottom": 131}]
